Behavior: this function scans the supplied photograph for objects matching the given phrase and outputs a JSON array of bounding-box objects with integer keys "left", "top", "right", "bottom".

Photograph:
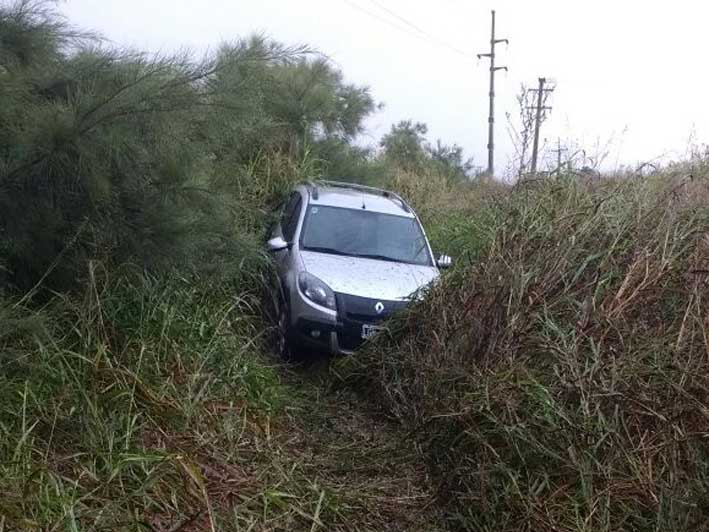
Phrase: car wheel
[{"left": 277, "top": 300, "right": 298, "bottom": 362}]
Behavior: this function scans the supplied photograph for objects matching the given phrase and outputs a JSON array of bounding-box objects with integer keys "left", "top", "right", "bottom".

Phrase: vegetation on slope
[
  {"left": 0, "top": 262, "right": 448, "bottom": 531},
  {"left": 337, "top": 173, "right": 709, "bottom": 531}
]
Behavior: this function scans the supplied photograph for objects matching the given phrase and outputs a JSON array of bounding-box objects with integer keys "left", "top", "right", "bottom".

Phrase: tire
[{"left": 276, "top": 299, "right": 301, "bottom": 362}]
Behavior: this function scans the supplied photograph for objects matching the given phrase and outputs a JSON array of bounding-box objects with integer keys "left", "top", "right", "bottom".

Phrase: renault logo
[{"left": 374, "top": 302, "right": 385, "bottom": 314}]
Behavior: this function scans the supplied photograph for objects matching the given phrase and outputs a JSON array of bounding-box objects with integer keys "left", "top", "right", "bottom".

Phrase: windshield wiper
[
  {"left": 302, "top": 246, "right": 352, "bottom": 257},
  {"left": 303, "top": 246, "right": 413, "bottom": 264},
  {"left": 348, "top": 252, "right": 406, "bottom": 264}
]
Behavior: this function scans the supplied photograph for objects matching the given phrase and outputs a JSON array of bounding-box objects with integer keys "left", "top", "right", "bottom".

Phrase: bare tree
[{"left": 506, "top": 83, "right": 553, "bottom": 179}]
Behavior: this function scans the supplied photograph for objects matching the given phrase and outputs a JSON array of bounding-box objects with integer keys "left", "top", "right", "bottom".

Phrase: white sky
[{"left": 59, "top": 0, "right": 709, "bottom": 176}]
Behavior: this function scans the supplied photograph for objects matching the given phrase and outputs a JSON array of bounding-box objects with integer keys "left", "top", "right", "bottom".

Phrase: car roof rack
[
  {"left": 306, "top": 180, "right": 319, "bottom": 200},
  {"left": 309, "top": 179, "right": 411, "bottom": 213}
]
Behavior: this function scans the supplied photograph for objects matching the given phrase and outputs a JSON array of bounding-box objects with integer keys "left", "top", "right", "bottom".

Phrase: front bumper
[
  {"left": 293, "top": 317, "right": 361, "bottom": 355},
  {"left": 293, "top": 293, "right": 409, "bottom": 355}
]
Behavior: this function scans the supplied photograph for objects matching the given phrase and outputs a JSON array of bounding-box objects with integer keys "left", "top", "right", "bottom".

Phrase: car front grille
[
  {"left": 333, "top": 293, "right": 409, "bottom": 352},
  {"left": 335, "top": 293, "right": 408, "bottom": 324},
  {"left": 345, "top": 312, "right": 386, "bottom": 323}
]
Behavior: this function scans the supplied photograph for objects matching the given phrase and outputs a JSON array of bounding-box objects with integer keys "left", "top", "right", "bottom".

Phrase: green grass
[
  {"left": 336, "top": 172, "right": 709, "bottom": 532},
  {"left": 0, "top": 264, "right": 284, "bottom": 529},
  {"left": 0, "top": 258, "right": 444, "bottom": 531}
]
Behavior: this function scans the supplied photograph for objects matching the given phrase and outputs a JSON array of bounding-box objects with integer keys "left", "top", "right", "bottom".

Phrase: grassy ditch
[
  {"left": 0, "top": 258, "right": 443, "bottom": 531},
  {"left": 336, "top": 173, "right": 709, "bottom": 531},
  {"left": 1, "top": 263, "right": 280, "bottom": 530}
]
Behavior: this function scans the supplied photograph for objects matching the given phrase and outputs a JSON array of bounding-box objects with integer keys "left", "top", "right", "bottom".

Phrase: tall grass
[
  {"left": 0, "top": 258, "right": 445, "bottom": 531},
  {"left": 337, "top": 172, "right": 709, "bottom": 531},
  {"left": 0, "top": 260, "right": 288, "bottom": 530}
]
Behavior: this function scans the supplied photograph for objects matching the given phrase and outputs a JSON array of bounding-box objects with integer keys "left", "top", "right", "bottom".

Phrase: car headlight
[{"left": 298, "top": 272, "right": 336, "bottom": 310}]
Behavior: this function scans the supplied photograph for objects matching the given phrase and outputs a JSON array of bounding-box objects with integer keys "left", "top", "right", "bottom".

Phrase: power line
[
  {"left": 366, "top": 0, "right": 474, "bottom": 58},
  {"left": 341, "top": 0, "right": 430, "bottom": 45},
  {"left": 340, "top": 0, "right": 475, "bottom": 60},
  {"left": 368, "top": 0, "right": 429, "bottom": 35}
]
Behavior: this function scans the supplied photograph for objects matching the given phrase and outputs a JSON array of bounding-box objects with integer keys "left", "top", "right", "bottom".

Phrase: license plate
[{"left": 361, "top": 323, "right": 385, "bottom": 340}]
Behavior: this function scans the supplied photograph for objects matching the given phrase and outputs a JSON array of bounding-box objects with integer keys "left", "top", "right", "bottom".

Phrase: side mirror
[
  {"left": 437, "top": 254, "right": 453, "bottom": 269},
  {"left": 267, "top": 236, "right": 290, "bottom": 252}
]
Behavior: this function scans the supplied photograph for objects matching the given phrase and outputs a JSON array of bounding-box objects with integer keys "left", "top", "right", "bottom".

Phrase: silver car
[{"left": 266, "top": 180, "right": 451, "bottom": 358}]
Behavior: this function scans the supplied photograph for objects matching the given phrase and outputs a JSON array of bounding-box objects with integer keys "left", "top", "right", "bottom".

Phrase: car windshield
[{"left": 300, "top": 205, "right": 432, "bottom": 266}]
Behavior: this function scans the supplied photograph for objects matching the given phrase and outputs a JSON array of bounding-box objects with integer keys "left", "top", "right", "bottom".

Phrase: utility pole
[
  {"left": 551, "top": 138, "right": 567, "bottom": 176},
  {"left": 477, "top": 10, "right": 508, "bottom": 178},
  {"left": 528, "top": 77, "right": 554, "bottom": 174}
]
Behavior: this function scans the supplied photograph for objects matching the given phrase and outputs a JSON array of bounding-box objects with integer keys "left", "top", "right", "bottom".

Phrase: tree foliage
[
  {"left": 380, "top": 120, "right": 428, "bottom": 170},
  {"left": 0, "top": 1, "right": 378, "bottom": 292},
  {"left": 205, "top": 42, "right": 376, "bottom": 162},
  {"left": 380, "top": 120, "right": 474, "bottom": 180}
]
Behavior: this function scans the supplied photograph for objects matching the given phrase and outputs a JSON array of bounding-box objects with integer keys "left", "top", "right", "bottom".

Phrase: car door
[{"left": 272, "top": 191, "right": 303, "bottom": 299}]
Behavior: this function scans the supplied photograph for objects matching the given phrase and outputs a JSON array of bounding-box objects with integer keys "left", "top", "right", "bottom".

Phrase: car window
[
  {"left": 300, "top": 205, "right": 432, "bottom": 266},
  {"left": 282, "top": 195, "right": 303, "bottom": 242}
]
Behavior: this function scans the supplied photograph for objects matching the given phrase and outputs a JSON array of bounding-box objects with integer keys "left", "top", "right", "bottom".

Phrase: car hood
[{"left": 300, "top": 250, "right": 439, "bottom": 301}]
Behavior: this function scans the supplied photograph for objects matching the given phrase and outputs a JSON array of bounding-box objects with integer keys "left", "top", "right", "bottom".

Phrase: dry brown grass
[{"left": 337, "top": 172, "right": 709, "bottom": 531}]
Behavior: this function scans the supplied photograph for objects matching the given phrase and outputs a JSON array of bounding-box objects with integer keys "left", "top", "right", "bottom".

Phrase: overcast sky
[{"left": 59, "top": 0, "right": 709, "bottom": 176}]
